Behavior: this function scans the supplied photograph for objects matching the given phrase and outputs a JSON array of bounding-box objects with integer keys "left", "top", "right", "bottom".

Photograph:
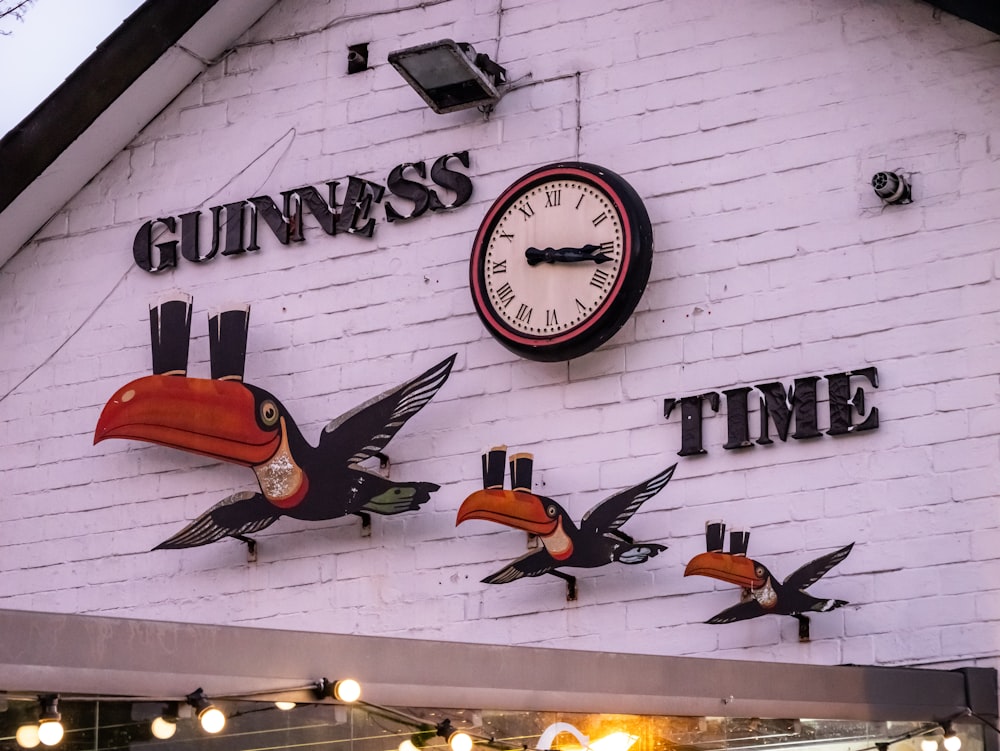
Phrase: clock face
[{"left": 470, "top": 163, "right": 653, "bottom": 361}]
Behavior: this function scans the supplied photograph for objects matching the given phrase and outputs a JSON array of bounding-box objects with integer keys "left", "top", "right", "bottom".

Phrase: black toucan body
[
  {"left": 457, "top": 462, "right": 675, "bottom": 585},
  {"left": 94, "top": 355, "right": 455, "bottom": 549},
  {"left": 684, "top": 543, "right": 853, "bottom": 625}
]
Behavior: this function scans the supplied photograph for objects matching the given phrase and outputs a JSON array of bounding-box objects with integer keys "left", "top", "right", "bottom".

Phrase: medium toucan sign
[
  {"left": 94, "top": 293, "right": 454, "bottom": 552},
  {"left": 456, "top": 446, "right": 675, "bottom": 599}
]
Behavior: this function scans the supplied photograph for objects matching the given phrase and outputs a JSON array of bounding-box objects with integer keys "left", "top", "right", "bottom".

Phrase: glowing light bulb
[
  {"left": 16, "top": 725, "right": 40, "bottom": 749},
  {"left": 333, "top": 679, "right": 361, "bottom": 703},
  {"left": 150, "top": 717, "right": 177, "bottom": 740},
  {"left": 922, "top": 739, "right": 940, "bottom": 751},
  {"left": 944, "top": 735, "right": 961, "bottom": 751},
  {"left": 399, "top": 740, "right": 419, "bottom": 751},
  {"left": 275, "top": 701, "right": 296, "bottom": 711},
  {"left": 37, "top": 720, "right": 64, "bottom": 747},
  {"left": 199, "top": 707, "right": 226, "bottom": 734},
  {"left": 588, "top": 732, "right": 639, "bottom": 751},
  {"left": 449, "top": 731, "right": 473, "bottom": 751}
]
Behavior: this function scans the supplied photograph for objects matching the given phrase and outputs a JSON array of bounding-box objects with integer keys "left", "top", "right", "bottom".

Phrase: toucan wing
[
  {"left": 706, "top": 599, "right": 767, "bottom": 624},
  {"left": 319, "top": 354, "right": 455, "bottom": 465},
  {"left": 153, "top": 491, "right": 280, "bottom": 549},
  {"left": 783, "top": 543, "right": 854, "bottom": 591},
  {"left": 580, "top": 464, "right": 676, "bottom": 535},
  {"left": 481, "top": 549, "right": 554, "bottom": 584}
]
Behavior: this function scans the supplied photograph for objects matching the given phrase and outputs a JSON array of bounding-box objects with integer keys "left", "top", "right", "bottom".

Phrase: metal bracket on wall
[
  {"left": 234, "top": 534, "right": 258, "bottom": 563},
  {"left": 796, "top": 614, "right": 810, "bottom": 641},
  {"left": 552, "top": 570, "right": 577, "bottom": 602}
]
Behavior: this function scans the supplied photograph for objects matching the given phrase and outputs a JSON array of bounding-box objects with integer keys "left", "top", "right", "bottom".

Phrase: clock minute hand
[{"left": 525, "top": 245, "right": 613, "bottom": 266}]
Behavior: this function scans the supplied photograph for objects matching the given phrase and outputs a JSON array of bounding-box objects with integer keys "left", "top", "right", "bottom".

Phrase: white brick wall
[{"left": 1, "top": 0, "right": 999, "bottom": 676}]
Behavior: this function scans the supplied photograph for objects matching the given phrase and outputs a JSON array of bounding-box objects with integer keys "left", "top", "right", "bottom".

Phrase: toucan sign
[{"left": 132, "top": 151, "right": 473, "bottom": 272}]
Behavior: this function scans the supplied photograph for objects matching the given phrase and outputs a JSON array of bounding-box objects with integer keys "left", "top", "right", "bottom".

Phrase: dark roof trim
[
  {"left": 925, "top": 1, "right": 1000, "bottom": 35},
  {"left": 0, "top": 0, "right": 220, "bottom": 213},
  {"left": 0, "top": 609, "right": 996, "bottom": 726}
]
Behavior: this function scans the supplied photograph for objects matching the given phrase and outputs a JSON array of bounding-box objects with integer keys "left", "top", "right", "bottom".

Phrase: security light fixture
[{"left": 388, "top": 39, "right": 507, "bottom": 114}]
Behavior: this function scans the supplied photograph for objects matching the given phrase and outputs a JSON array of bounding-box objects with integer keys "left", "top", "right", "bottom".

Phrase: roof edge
[{"left": 0, "top": 0, "right": 220, "bottom": 214}]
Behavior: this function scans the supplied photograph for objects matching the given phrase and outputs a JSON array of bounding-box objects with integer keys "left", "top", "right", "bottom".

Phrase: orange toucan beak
[
  {"left": 684, "top": 552, "right": 765, "bottom": 588},
  {"left": 456, "top": 489, "right": 559, "bottom": 536},
  {"left": 94, "top": 375, "right": 281, "bottom": 467}
]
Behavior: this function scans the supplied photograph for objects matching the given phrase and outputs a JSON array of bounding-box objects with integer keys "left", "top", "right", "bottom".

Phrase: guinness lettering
[{"left": 133, "top": 151, "right": 473, "bottom": 273}]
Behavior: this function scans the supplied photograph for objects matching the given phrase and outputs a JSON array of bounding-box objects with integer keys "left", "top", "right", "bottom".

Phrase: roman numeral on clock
[
  {"left": 496, "top": 282, "right": 515, "bottom": 307},
  {"left": 546, "top": 308, "right": 559, "bottom": 327},
  {"left": 592, "top": 211, "right": 608, "bottom": 227},
  {"left": 492, "top": 260, "right": 507, "bottom": 274},
  {"left": 518, "top": 202, "right": 535, "bottom": 219},
  {"left": 545, "top": 190, "right": 561, "bottom": 207},
  {"left": 591, "top": 268, "right": 610, "bottom": 288},
  {"left": 516, "top": 304, "right": 532, "bottom": 324}
]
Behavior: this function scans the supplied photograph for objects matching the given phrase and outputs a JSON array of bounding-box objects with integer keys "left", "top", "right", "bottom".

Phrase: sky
[{"left": 0, "top": 0, "right": 144, "bottom": 136}]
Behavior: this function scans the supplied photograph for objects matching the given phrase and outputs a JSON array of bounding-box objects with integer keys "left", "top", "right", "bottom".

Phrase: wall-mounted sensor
[
  {"left": 871, "top": 171, "right": 911, "bottom": 204},
  {"left": 347, "top": 43, "right": 368, "bottom": 74}
]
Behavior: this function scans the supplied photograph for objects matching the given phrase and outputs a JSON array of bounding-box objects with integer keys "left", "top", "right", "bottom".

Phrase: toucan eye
[
  {"left": 546, "top": 505, "right": 558, "bottom": 517},
  {"left": 260, "top": 400, "right": 279, "bottom": 427},
  {"left": 755, "top": 565, "right": 765, "bottom": 577}
]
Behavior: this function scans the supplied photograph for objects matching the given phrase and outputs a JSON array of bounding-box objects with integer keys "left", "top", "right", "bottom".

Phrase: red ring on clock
[{"left": 470, "top": 165, "right": 635, "bottom": 348}]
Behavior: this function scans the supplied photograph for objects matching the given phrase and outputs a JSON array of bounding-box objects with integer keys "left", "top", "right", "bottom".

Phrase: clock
[{"left": 470, "top": 162, "right": 653, "bottom": 361}]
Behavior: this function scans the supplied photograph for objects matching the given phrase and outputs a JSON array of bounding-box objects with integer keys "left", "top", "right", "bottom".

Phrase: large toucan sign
[
  {"left": 457, "top": 446, "right": 675, "bottom": 599},
  {"left": 94, "top": 294, "right": 454, "bottom": 552}
]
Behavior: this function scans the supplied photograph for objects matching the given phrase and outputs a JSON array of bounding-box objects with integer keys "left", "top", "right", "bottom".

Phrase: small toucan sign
[{"left": 684, "top": 521, "right": 854, "bottom": 640}]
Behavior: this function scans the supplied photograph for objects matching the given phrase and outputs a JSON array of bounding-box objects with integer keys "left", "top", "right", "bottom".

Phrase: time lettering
[
  {"left": 133, "top": 151, "right": 474, "bottom": 273},
  {"left": 663, "top": 368, "right": 879, "bottom": 456}
]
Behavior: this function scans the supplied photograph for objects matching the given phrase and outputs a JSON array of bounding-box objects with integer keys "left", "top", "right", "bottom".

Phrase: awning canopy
[{"left": 1, "top": 609, "right": 994, "bottom": 726}]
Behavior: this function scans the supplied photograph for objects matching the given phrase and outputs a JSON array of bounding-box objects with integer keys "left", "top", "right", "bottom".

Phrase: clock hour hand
[{"left": 525, "top": 245, "right": 612, "bottom": 266}]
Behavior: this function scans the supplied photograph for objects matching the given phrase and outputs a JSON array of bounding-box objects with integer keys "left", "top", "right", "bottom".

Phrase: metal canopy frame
[{"left": 1, "top": 609, "right": 995, "bottom": 731}]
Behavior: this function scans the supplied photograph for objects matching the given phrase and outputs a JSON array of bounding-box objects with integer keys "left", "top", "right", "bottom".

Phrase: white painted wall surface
[{"left": 1, "top": 0, "right": 998, "bottom": 674}]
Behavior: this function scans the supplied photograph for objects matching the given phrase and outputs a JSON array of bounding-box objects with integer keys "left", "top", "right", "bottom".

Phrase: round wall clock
[{"left": 470, "top": 162, "right": 653, "bottom": 361}]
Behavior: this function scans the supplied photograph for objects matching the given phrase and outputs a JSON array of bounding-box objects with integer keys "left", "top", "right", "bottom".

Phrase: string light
[
  {"left": 150, "top": 716, "right": 177, "bottom": 740},
  {"left": 186, "top": 688, "right": 226, "bottom": 734},
  {"left": 449, "top": 731, "right": 474, "bottom": 751},
  {"left": 315, "top": 678, "right": 362, "bottom": 703},
  {"left": 943, "top": 724, "right": 962, "bottom": 751},
  {"left": 275, "top": 701, "right": 297, "bottom": 711},
  {"left": 15, "top": 725, "right": 40, "bottom": 749},
  {"left": 436, "top": 719, "right": 475, "bottom": 751},
  {"left": 36, "top": 697, "right": 63, "bottom": 746},
  {"left": 151, "top": 702, "right": 179, "bottom": 739}
]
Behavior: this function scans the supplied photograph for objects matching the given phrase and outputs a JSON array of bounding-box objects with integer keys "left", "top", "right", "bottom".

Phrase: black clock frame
[{"left": 470, "top": 162, "right": 654, "bottom": 362}]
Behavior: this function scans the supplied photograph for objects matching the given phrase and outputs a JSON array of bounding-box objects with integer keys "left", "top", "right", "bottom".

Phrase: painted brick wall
[{"left": 1, "top": 0, "right": 999, "bottom": 675}]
